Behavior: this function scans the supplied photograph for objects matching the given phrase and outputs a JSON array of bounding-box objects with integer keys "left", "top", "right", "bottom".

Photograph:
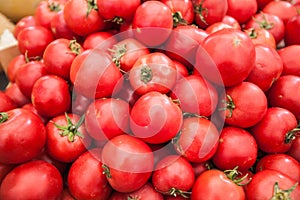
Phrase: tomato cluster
[{"left": 1, "top": 0, "right": 300, "bottom": 199}]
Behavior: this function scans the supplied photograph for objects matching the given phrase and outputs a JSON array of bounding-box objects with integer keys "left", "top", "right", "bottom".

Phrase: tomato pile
[{"left": 1, "top": 0, "right": 300, "bottom": 199}]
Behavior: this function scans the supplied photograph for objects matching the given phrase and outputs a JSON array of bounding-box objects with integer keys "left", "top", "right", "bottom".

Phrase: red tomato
[
  {"left": 0, "top": 108, "right": 46, "bottom": 164},
  {"left": 70, "top": 91, "right": 92, "bottom": 115},
  {"left": 4, "top": 82, "right": 30, "bottom": 107},
  {"left": 226, "top": 0, "right": 257, "bottom": 24},
  {"left": 218, "top": 81, "right": 268, "bottom": 128},
  {"left": 205, "top": 22, "right": 235, "bottom": 34},
  {"left": 31, "top": 75, "right": 71, "bottom": 118},
  {"left": 195, "top": 29, "right": 256, "bottom": 87},
  {"left": 132, "top": 1, "right": 173, "bottom": 46},
  {"left": 284, "top": 14, "right": 300, "bottom": 46},
  {"left": 173, "top": 117, "right": 220, "bottom": 163},
  {"left": 83, "top": 31, "right": 117, "bottom": 50},
  {"left": 63, "top": 0, "right": 106, "bottom": 36},
  {"left": 244, "top": 28, "right": 276, "bottom": 49},
  {"left": 152, "top": 155, "right": 195, "bottom": 198},
  {"left": 129, "top": 52, "right": 177, "bottom": 95},
  {"left": 67, "top": 148, "right": 112, "bottom": 200},
  {"left": 244, "top": 169, "right": 300, "bottom": 200},
  {"left": 70, "top": 49, "right": 123, "bottom": 99},
  {"left": 17, "top": 26, "right": 54, "bottom": 57},
  {"left": 130, "top": 91, "right": 183, "bottom": 144},
  {"left": 113, "top": 78, "right": 140, "bottom": 107},
  {"left": 212, "top": 126, "right": 258, "bottom": 171},
  {"left": 14, "top": 15, "right": 36, "bottom": 38},
  {"left": 0, "top": 91, "right": 17, "bottom": 112},
  {"left": 193, "top": 0, "right": 228, "bottom": 29},
  {"left": 221, "top": 15, "right": 241, "bottom": 30},
  {"left": 22, "top": 103, "right": 49, "bottom": 125},
  {"left": 84, "top": 98, "right": 130, "bottom": 142},
  {"left": 6, "top": 54, "right": 26, "bottom": 83},
  {"left": 250, "top": 107, "right": 298, "bottom": 153},
  {"left": 0, "top": 160, "right": 63, "bottom": 200},
  {"left": 43, "top": 38, "right": 83, "bottom": 80},
  {"left": 256, "top": 153, "right": 300, "bottom": 182},
  {"left": 256, "top": 0, "right": 273, "bottom": 10},
  {"left": 245, "top": 44, "right": 283, "bottom": 92},
  {"left": 0, "top": 163, "right": 15, "bottom": 184},
  {"left": 191, "top": 169, "right": 246, "bottom": 200},
  {"left": 288, "top": 137, "right": 300, "bottom": 162},
  {"left": 170, "top": 75, "right": 218, "bottom": 117},
  {"left": 101, "top": 134, "right": 154, "bottom": 193},
  {"left": 267, "top": 75, "right": 300, "bottom": 120},
  {"left": 278, "top": 45, "right": 300, "bottom": 76},
  {"left": 262, "top": 1, "right": 298, "bottom": 24},
  {"left": 173, "top": 60, "right": 189, "bottom": 80}
]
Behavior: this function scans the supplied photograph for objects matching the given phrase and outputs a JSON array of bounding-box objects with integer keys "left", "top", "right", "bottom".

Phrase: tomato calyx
[
  {"left": 87, "top": 0, "right": 98, "bottom": 17},
  {"left": 104, "top": 16, "right": 125, "bottom": 25},
  {"left": 219, "top": 94, "right": 235, "bottom": 118},
  {"left": 247, "top": 28, "right": 258, "bottom": 39},
  {"left": 109, "top": 44, "right": 127, "bottom": 72},
  {"left": 140, "top": 65, "right": 153, "bottom": 84},
  {"left": 193, "top": 0, "right": 208, "bottom": 25},
  {"left": 285, "top": 123, "right": 300, "bottom": 144},
  {"left": 172, "top": 11, "right": 187, "bottom": 27},
  {"left": 224, "top": 166, "right": 251, "bottom": 186},
  {"left": 24, "top": 51, "right": 42, "bottom": 63},
  {"left": 156, "top": 187, "right": 191, "bottom": 198},
  {"left": 0, "top": 112, "right": 9, "bottom": 123},
  {"left": 102, "top": 164, "right": 112, "bottom": 178},
  {"left": 69, "top": 40, "right": 82, "bottom": 56},
  {"left": 270, "top": 182, "right": 298, "bottom": 200},
  {"left": 252, "top": 12, "right": 274, "bottom": 30},
  {"left": 52, "top": 113, "right": 85, "bottom": 142},
  {"left": 48, "top": 1, "right": 61, "bottom": 13}
]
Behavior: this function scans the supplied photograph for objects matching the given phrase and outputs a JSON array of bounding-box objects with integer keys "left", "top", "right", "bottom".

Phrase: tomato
[
  {"left": 205, "top": 22, "right": 235, "bottom": 34},
  {"left": 226, "top": 0, "right": 257, "bottom": 24},
  {"left": 278, "top": 45, "right": 300, "bottom": 76},
  {"left": 256, "top": 153, "right": 300, "bottom": 182},
  {"left": 218, "top": 81, "right": 268, "bottom": 128},
  {"left": 132, "top": 1, "right": 173, "bottom": 47},
  {"left": 288, "top": 137, "right": 300, "bottom": 163},
  {"left": 113, "top": 78, "right": 140, "bottom": 107},
  {"left": 212, "top": 126, "right": 258, "bottom": 171},
  {"left": 6, "top": 54, "right": 26, "bottom": 83},
  {"left": 0, "top": 91, "right": 17, "bottom": 112},
  {"left": 110, "top": 182, "right": 164, "bottom": 200},
  {"left": 244, "top": 28, "right": 276, "bottom": 49},
  {"left": 0, "top": 108, "right": 46, "bottom": 164},
  {"left": 83, "top": 31, "right": 117, "bottom": 50},
  {"left": 256, "top": 0, "right": 273, "bottom": 10},
  {"left": 67, "top": 148, "right": 112, "bottom": 200},
  {"left": 130, "top": 91, "right": 183, "bottom": 144},
  {"left": 22, "top": 103, "right": 49, "bottom": 125},
  {"left": 250, "top": 107, "right": 298, "bottom": 153},
  {"left": 5, "top": 82, "right": 30, "bottom": 107},
  {"left": 221, "top": 15, "right": 241, "bottom": 30},
  {"left": 17, "top": 26, "right": 54, "bottom": 57},
  {"left": 152, "top": 155, "right": 195, "bottom": 198},
  {"left": 97, "top": 0, "right": 140, "bottom": 24},
  {"left": 101, "top": 134, "right": 154, "bottom": 193},
  {"left": 71, "top": 91, "right": 92, "bottom": 115},
  {"left": 262, "top": 1, "right": 298, "bottom": 24},
  {"left": 173, "top": 60, "right": 189, "bottom": 81},
  {"left": 173, "top": 116, "right": 220, "bottom": 163},
  {"left": 170, "top": 74, "right": 218, "bottom": 117},
  {"left": 31, "top": 75, "right": 71, "bottom": 118},
  {"left": 267, "top": 75, "right": 300, "bottom": 120},
  {"left": 161, "top": 0, "right": 194, "bottom": 27},
  {"left": 14, "top": 15, "right": 36, "bottom": 38},
  {"left": 63, "top": 0, "right": 106, "bottom": 36},
  {"left": 0, "top": 160, "right": 63, "bottom": 200},
  {"left": 84, "top": 98, "right": 130, "bottom": 142},
  {"left": 245, "top": 44, "right": 283, "bottom": 92},
  {"left": 195, "top": 29, "right": 256, "bottom": 87},
  {"left": 15, "top": 61, "right": 48, "bottom": 98},
  {"left": 245, "top": 12, "right": 285, "bottom": 44},
  {"left": 0, "top": 163, "right": 15, "bottom": 184},
  {"left": 191, "top": 169, "right": 246, "bottom": 200},
  {"left": 43, "top": 38, "right": 83, "bottom": 80},
  {"left": 284, "top": 14, "right": 300, "bottom": 46},
  {"left": 70, "top": 49, "right": 123, "bottom": 99},
  {"left": 60, "top": 188, "right": 76, "bottom": 200},
  {"left": 244, "top": 169, "right": 300, "bottom": 200},
  {"left": 109, "top": 38, "right": 150, "bottom": 72}
]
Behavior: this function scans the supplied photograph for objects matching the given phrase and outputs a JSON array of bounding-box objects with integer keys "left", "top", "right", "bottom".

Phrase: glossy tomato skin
[
  {"left": 31, "top": 75, "right": 71, "bottom": 118},
  {"left": 174, "top": 117, "right": 220, "bottom": 163},
  {"left": 0, "top": 163, "right": 15, "bottom": 184},
  {"left": 262, "top": 1, "right": 298, "bottom": 24},
  {"left": 0, "top": 160, "right": 63, "bottom": 200},
  {"left": 244, "top": 169, "right": 300, "bottom": 200},
  {"left": 245, "top": 28, "right": 276, "bottom": 49},
  {"left": 130, "top": 91, "right": 183, "bottom": 144},
  {"left": 101, "top": 135, "right": 154, "bottom": 193},
  {"left": 195, "top": 29, "right": 256, "bottom": 87},
  {"left": 191, "top": 169, "right": 246, "bottom": 200},
  {"left": 278, "top": 45, "right": 300, "bottom": 76},
  {"left": 226, "top": 0, "right": 257, "bottom": 24},
  {"left": 0, "top": 91, "right": 17, "bottom": 112},
  {"left": 212, "top": 126, "right": 258, "bottom": 171},
  {"left": 6, "top": 54, "right": 26, "bottom": 83},
  {"left": 250, "top": 107, "right": 298, "bottom": 153},
  {"left": 288, "top": 137, "right": 300, "bottom": 162},
  {"left": 83, "top": 31, "right": 117, "bottom": 50},
  {"left": 267, "top": 75, "right": 300, "bottom": 120},
  {"left": 284, "top": 14, "right": 300, "bottom": 46},
  {"left": 0, "top": 108, "right": 46, "bottom": 164},
  {"left": 256, "top": 153, "right": 300, "bottom": 182},
  {"left": 5, "top": 83, "right": 30, "bottom": 107},
  {"left": 14, "top": 15, "right": 36, "bottom": 38},
  {"left": 67, "top": 148, "right": 112, "bottom": 200}
]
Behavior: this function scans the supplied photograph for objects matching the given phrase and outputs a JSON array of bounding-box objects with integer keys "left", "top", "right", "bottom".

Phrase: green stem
[
  {"left": 86, "top": 0, "right": 98, "bottom": 17},
  {"left": 270, "top": 182, "right": 298, "bottom": 200},
  {"left": 172, "top": 11, "right": 187, "bottom": 27},
  {"left": 0, "top": 112, "right": 9, "bottom": 123},
  {"left": 194, "top": 0, "right": 208, "bottom": 25},
  {"left": 140, "top": 65, "right": 153, "bottom": 84},
  {"left": 102, "top": 164, "right": 112, "bottom": 178}
]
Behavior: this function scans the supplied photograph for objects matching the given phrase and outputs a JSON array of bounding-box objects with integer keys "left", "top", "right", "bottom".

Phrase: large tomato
[
  {"left": 284, "top": 14, "right": 300, "bottom": 46},
  {"left": 0, "top": 91, "right": 17, "bottom": 112},
  {"left": 226, "top": 0, "right": 257, "bottom": 24},
  {"left": 83, "top": 31, "right": 117, "bottom": 50},
  {"left": 278, "top": 45, "right": 300, "bottom": 76},
  {"left": 244, "top": 28, "right": 276, "bottom": 49}
]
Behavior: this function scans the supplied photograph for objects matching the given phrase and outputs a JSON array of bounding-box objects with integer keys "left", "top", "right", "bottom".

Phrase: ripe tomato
[
  {"left": 173, "top": 60, "right": 189, "bottom": 80},
  {"left": 220, "top": 81, "right": 268, "bottom": 128},
  {"left": 245, "top": 44, "right": 283, "bottom": 92},
  {"left": 250, "top": 107, "right": 298, "bottom": 153},
  {"left": 244, "top": 169, "right": 300, "bottom": 200},
  {"left": 195, "top": 29, "right": 256, "bottom": 87},
  {"left": 191, "top": 169, "right": 246, "bottom": 200},
  {"left": 84, "top": 98, "right": 130, "bottom": 142},
  {"left": 205, "top": 22, "right": 235, "bottom": 34},
  {"left": 226, "top": 0, "right": 257, "bottom": 24},
  {"left": 288, "top": 137, "right": 300, "bottom": 162},
  {"left": 101, "top": 134, "right": 154, "bottom": 193},
  {"left": 31, "top": 75, "right": 71, "bottom": 118},
  {"left": 0, "top": 108, "right": 46, "bottom": 164},
  {"left": 67, "top": 148, "right": 112, "bottom": 200},
  {"left": 132, "top": 1, "right": 173, "bottom": 46},
  {"left": 113, "top": 78, "right": 140, "bottom": 107},
  {"left": 4, "top": 82, "right": 30, "bottom": 107},
  {"left": 43, "top": 38, "right": 83, "bottom": 80},
  {"left": 173, "top": 117, "right": 220, "bottom": 163},
  {"left": 130, "top": 91, "right": 183, "bottom": 144},
  {"left": 129, "top": 52, "right": 177, "bottom": 95},
  {"left": 6, "top": 54, "right": 26, "bottom": 83},
  {"left": 284, "top": 14, "right": 300, "bottom": 46},
  {"left": 278, "top": 45, "right": 300, "bottom": 76},
  {"left": 221, "top": 15, "right": 241, "bottom": 30},
  {"left": 0, "top": 160, "right": 63, "bottom": 200},
  {"left": 0, "top": 163, "right": 14, "bottom": 184},
  {"left": 0, "top": 91, "right": 17, "bottom": 112},
  {"left": 267, "top": 75, "right": 300, "bottom": 120},
  {"left": 244, "top": 28, "right": 276, "bottom": 49},
  {"left": 212, "top": 126, "right": 258, "bottom": 171},
  {"left": 83, "top": 31, "right": 117, "bottom": 50},
  {"left": 152, "top": 155, "right": 195, "bottom": 198},
  {"left": 14, "top": 15, "right": 36, "bottom": 38}
]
